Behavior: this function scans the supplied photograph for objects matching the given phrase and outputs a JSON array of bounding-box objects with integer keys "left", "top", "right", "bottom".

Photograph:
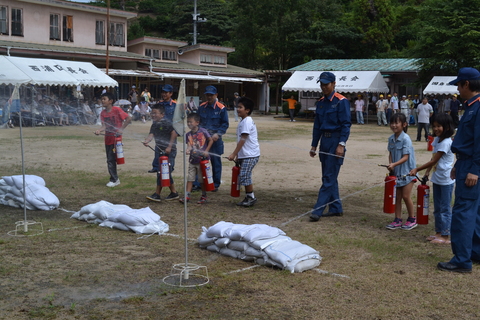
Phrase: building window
[
  {"left": 109, "top": 22, "right": 124, "bottom": 47},
  {"left": 49, "top": 14, "right": 60, "bottom": 40},
  {"left": 95, "top": 20, "right": 104, "bottom": 45},
  {"left": 153, "top": 49, "right": 160, "bottom": 59},
  {"left": 162, "top": 50, "right": 176, "bottom": 61},
  {"left": 214, "top": 55, "right": 225, "bottom": 65},
  {"left": 11, "top": 8, "right": 22, "bottom": 36},
  {"left": 62, "top": 15, "right": 73, "bottom": 42},
  {"left": 0, "top": 6, "right": 8, "bottom": 35},
  {"left": 200, "top": 54, "right": 212, "bottom": 64},
  {"left": 145, "top": 48, "right": 151, "bottom": 57}
]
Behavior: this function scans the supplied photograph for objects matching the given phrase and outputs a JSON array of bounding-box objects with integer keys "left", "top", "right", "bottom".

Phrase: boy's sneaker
[
  {"left": 197, "top": 196, "right": 207, "bottom": 204},
  {"left": 402, "top": 217, "right": 418, "bottom": 230},
  {"left": 146, "top": 193, "right": 161, "bottom": 202},
  {"left": 386, "top": 218, "right": 402, "bottom": 230},
  {"left": 106, "top": 180, "right": 120, "bottom": 187},
  {"left": 165, "top": 192, "right": 179, "bottom": 201},
  {"left": 179, "top": 197, "right": 190, "bottom": 203},
  {"left": 236, "top": 196, "right": 257, "bottom": 207}
]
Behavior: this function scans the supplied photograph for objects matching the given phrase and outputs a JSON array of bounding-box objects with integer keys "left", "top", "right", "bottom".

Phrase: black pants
[
  {"left": 105, "top": 144, "right": 118, "bottom": 182},
  {"left": 289, "top": 109, "right": 295, "bottom": 121},
  {"left": 417, "top": 123, "right": 429, "bottom": 141}
]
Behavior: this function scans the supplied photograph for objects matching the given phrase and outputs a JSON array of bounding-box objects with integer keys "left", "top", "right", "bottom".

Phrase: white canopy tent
[
  {"left": 0, "top": 56, "right": 118, "bottom": 87},
  {"left": 423, "top": 76, "right": 458, "bottom": 95},
  {"left": 282, "top": 70, "right": 389, "bottom": 93}
]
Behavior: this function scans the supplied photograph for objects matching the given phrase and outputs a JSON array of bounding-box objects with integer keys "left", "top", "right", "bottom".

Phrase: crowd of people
[
  {"left": 0, "top": 96, "right": 101, "bottom": 128},
  {"left": 371, "top": 92, "right": 462, "bottom": 130}
]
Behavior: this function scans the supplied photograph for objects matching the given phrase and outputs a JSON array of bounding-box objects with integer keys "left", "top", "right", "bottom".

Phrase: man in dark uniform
[
  {"left": 309, "top": 72, "right": 351, "bottom": 221},
  {"left": 198, "top": 85, "right": 229, "bottom": 191},
  {"left": 438, "top": 67, "right": 480, "bottom": 273}
]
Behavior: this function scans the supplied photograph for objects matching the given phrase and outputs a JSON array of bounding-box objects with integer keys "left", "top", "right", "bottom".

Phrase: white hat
[{"left": 132, "top": 85, "right": 136, "bottom": 88}]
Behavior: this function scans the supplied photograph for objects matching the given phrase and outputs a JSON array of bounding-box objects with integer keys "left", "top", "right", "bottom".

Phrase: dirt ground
[{"left": 3, "top": 114, "right": 479, "bottom": 320}]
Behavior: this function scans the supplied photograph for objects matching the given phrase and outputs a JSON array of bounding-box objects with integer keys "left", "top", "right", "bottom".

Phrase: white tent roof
[
  {"left": 0, "top": 56, "right": 118, "bottom": 87},
  {"left": 282, "top": 70, "right": 389, "bottom": 93},
  {"left": 423, "top": 76, "right": 458, "bottom": 95}
]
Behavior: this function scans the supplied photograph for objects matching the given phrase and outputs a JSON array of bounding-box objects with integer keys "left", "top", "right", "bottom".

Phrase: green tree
[
  {"left": 348, "top": 0, "right": 395, "bottom": 56},
  {"left": 410, "top": 0, "right": 480, "bottom": 79}
]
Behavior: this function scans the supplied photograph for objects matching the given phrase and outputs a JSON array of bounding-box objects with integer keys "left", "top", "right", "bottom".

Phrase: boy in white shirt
[{"left": 227, "top": 97, "right": 260, "bottom": 207}]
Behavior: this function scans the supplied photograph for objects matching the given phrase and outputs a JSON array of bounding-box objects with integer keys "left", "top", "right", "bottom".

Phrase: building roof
[
  {"left": 149, "top": 61, "right": 264, "bottom": 77},
  {"left": 127, "top": 37, "right": 188, "bottom": 47},
  {"left": 290, "top": 59, "right": 420, "bottom": 73},
  {"left": 179, "top": 43, "right": 235, "bottom": 54},
  {"left": 0, "top": 40, "right": 150, "bottom": 62},
  {"left": 17, "top": 0, "right": 137, "bottom": 19}
]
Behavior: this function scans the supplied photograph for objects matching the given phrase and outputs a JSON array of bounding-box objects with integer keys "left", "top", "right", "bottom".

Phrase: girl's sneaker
[
  {"left": 386, "top": 218, "right": 403, "bottom": 230},
  {"left": 402, "top": 217, "right": 418, "bottom": 230}
]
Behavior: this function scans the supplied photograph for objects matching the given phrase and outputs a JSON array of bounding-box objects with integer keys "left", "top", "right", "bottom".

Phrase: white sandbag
[
  {"left": 238, "top": 254, "right": 255, "bottom": 262},
  {"left": 6, "top": 199, "right": 20, "bottom": 208},
  {"left": 206, "top": 244, "right": 220, "bottom": 252},
  {"left": 128, "top": 221, "right": 169, "bottom": 234},
  {"left": 77, "top": 213, "right": 91, "bottom": 221},
  {"left": 0, "top": 185, "right": 10, "bottom": 193},
  {"left": 79, "top": 200, "right": 113, "bottom": 214},
  {"left": 226, "top": 224, "right": 256, "bottom": 240},
  {"left": 197, "top": 229, "right": 216, "bottom": 247},
  {"left": 0, "top": 179, "right": 7, "bottom": 186},
  {"left": 206, "top": 221, "right": 235, "bottom": 238},
  {"left": 23, "top": 183, "right": 59, "bottom": 210},
  {"left": 214, "top": 237, "right": 230, "bottom": 248},
  {"left": 7, "top": 186, "right": 23, "bottom": 198},
  {"left": 227, "top": 241, "right": 250, "bottom": 252},
  {"left": 263, "top": 240, "right": 319, "bottom": 268},
  {"left": 92, "top": 204, "right": 131, "bottom": 220},
  {"left": 108, "top": 207, "right": 160, "bottom": 226},
  {"left": 244, "top": 246, "right": 264, "bottom": 258},
  {"left": 287, "top": 258, "right": 321, "bottom": 273},
  {"left": 219, "top": 247, "right": 241, "bottom": 259},
  {"left": 99, "top": 220, "right": 131, "bottom": 231},
  {"left": 249, "top": 235, "right": 291, "bottom": 250},
  {"left": 2, "top": 175, "right": 46, "bottom": 188},
  {"left": 70, "top": 211, "right": 81, "bottom": 219},
  {"left": 241, "top": 224, "right": 286, "bottom": 242}
]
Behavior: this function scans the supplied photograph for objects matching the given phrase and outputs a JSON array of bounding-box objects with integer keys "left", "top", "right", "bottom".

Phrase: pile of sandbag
[
  {"left": 0, "top": 175, "right": 60, "bottom": 210},
  {"left": 198, "top": 221, "right": 321, "bottom": 273},
  {"left": 71, "top": 200, "right": 169, "bottom": 235}
]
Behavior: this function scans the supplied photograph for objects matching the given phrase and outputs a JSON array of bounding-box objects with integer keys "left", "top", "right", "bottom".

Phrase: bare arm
[
  {"left": 387, "top": 154, "right": 409, "bottom": 172},
  {"left": 227, "top": 133, "right": 248, "bottom": 161},
  {"left": 409, "top": 151, "right": 444, "bottom": 176}
]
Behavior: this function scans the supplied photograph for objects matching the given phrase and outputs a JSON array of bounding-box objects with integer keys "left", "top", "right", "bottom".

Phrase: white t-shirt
[
  {"left": 430, "top": 137, "right": 455, "bottom": 185},
  {"left": 237, "top": 116, "right": 260, "bottom": 159},
  {"left": 391, "top": 96, "right": 399, "bottom": 110},
  {"left": 417, "top": 103, "right": 433, "bottom": 124},
  {"left": 355, "top": 99, "right": 364, "bottom": 112}
]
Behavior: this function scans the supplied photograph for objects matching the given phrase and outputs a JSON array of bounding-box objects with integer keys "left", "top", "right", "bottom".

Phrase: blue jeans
[
  {"left": 356, "top": 111, "right": 364, "bottom": 124},
  {"left": 433, "top": 183, "right": 454, "bottom": 236}
]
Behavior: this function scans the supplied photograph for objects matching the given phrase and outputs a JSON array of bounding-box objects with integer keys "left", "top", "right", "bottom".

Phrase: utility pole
[{"left": 191, "top": 0, "right": 206, "bottom": 45}]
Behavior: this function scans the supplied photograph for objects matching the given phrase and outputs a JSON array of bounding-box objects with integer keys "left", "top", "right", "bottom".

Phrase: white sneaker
[{"left": 106, "top": 180, "right": 120, "bottom": 187}]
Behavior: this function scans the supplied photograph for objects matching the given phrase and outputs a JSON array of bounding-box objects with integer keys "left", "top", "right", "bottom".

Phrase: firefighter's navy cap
[
  {"left": 204, "top": 85, "right": 217, "bottom": 95},
  {"left": 317, "top": 72, "right": 336, "bottom": 84},
  {"left": 162, "top": 84, "right": 173, "bottom": 92},
  {"left": 449, "top": 67, "right": 480, "bottom": 85}
]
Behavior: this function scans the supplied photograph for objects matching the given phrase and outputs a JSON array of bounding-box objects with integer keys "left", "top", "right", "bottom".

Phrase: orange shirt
[{"left": 285, "top": 99, "right": 297, "bottom": 109}]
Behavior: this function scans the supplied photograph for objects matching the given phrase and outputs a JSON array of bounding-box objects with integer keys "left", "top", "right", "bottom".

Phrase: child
[
  {"left": 180, "top": 113, "right": 213, "bottom": 204},
  {"left": 409, "top": 113, "right": 455, "bottom": 243},
  {"left": 227, "top": 97, "right": 260, "bottom": 207},
  {"left": 385, "top": 113, "right": 417, "bottom": 230},
  {"left": 94, "top": 92, "right": 131, "bottom": 187},
  {"left": 143, "top": 104, "right": 179, "bottom": 202}
]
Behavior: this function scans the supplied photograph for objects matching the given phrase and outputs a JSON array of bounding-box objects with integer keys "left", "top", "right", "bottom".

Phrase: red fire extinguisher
[
  {"left": 159, "top": 155, "right": 170, "bottom": 187},
  {"left": 383, "top": 171, "right": 396, "bottom": 214},
  {"left": 115, "top": 136, "right": 125, "bottom": 165},
  {"left": 427, "top": 134, "right": 434, "bottom": 151},
  {"left": 200, "top": 158, "right": 215, "bottom": 191},
  {"left": 416, "top": 175, "right": 430, "bottom": 224},
  {"left": 231, "top": 161, "right": 241, "bottom": 197}
]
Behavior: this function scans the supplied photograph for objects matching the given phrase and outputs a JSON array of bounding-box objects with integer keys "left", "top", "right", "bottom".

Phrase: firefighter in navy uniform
[
  {"left": 309, "top": 72, "right": 352, "bottom": 221},
  {"left": 198, "top": 85, "right": 229, "bottom": 191},
  {"left": 438, "top": 67, "right": 480, "bottom": 273}
]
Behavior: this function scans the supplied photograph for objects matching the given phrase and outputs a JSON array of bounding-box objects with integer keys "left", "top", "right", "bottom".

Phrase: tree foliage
[{"left": 89, "top": 0, "right": 480, "bottom": 75}]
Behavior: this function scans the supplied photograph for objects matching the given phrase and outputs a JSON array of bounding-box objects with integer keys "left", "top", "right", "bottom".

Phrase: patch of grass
[{"left": 122, "top": 296, "right": 145, "bottom": 305}]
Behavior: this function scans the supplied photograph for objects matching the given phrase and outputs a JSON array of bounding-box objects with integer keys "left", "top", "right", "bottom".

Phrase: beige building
[{"left": 0, "top": 0, "right": 267, "bottom": 110}]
